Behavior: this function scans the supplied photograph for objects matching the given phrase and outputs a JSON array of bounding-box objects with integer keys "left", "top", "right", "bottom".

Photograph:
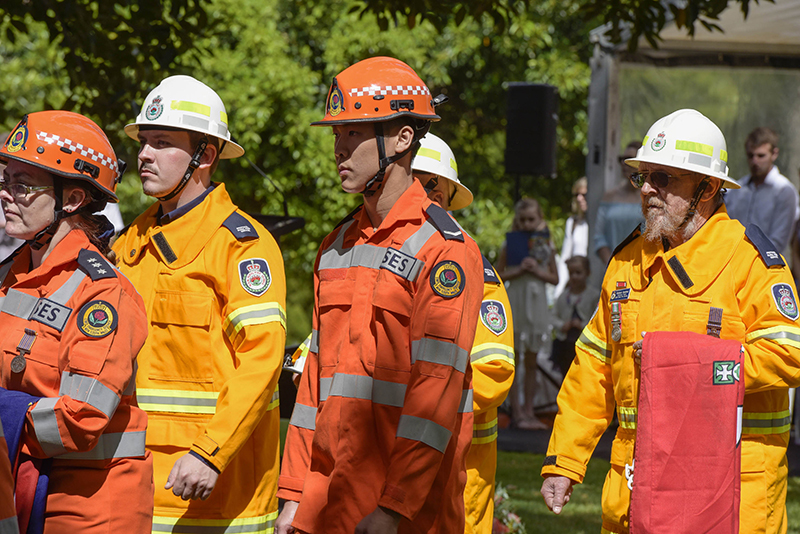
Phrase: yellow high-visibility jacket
[
  {"left": 542, "top": 206, "right": 800, "bottom": 534},
  {"left": 465, "top": 260, "right": 515, "bottom": 534},
  {"left": 114, "top": 183, "right": 286, "bottom": 534}
]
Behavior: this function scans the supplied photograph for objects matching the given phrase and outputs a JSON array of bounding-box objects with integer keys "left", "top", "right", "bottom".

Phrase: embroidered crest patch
[
  {"left": 77, "top": 300, "right": 118, "bottom": 338},
  {"left": 480, "top": 299, "right": 508, "bottom": 336},
  {"left": 239, "top": 258, "right": 271, "bottom": 296},
  {"left": 713, "top": 360, "right": 740, "bottom": 385},
  {"left": 7, "top": 123, "right": 28, "bottom": 153},
  {"left": 430, "top": 260, "right": 465, "bottom": 299},
  {"left": 772, "top": 283, "right": 799, "bottom": 320},
  {"left": 651, "top": 131, "right": 666, "bottom": 152},
  {"left": 328, "top": 78, "right": 344, "bottom": 117},
  {"left": 145, "top": 95, "right": 164, "bottom": 121}
]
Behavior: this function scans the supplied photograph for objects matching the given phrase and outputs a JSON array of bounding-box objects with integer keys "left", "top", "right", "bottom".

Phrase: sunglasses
[{"left": 630, "top": 170, "right": 691, "bottom": 189}]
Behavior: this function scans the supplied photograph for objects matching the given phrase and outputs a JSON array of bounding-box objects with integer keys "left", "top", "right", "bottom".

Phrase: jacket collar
[
  {"left": 8, "top": 229, "right": 90, "bottom": 287},
  {"left": 632, "top": 204, "right": 743, "bottom": 296},
  {"left": 352, "top": 179, "right": 430, "bottom": 243},
  {"left": 119, "top": 182, "right": 236, "bottom": 269}
]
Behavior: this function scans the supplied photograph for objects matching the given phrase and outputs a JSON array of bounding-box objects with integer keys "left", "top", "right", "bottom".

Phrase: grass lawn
[{"left": 497, "top": 451, "right": 800, "bottom": 533}]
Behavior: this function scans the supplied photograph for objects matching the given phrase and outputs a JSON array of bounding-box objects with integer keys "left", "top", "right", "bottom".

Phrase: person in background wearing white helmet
[
  {"left": 412, "top": 133, "right": 516, "bottom": 534},
  {"left": 724, "top": 127, "right": 799, "bottom": 253},
  {"left": 112, "top": 76, "right": 287, "bottom": 534},
  {"left": 540, "top": 109, "right": 800, "bottom": 533}
]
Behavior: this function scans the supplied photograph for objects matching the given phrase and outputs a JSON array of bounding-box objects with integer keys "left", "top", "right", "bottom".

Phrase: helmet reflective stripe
[
  {"left": 412, "top": 133, "right": 473, "bottom": 210},
  {"left": 125, "top": 75, "right": 243, "bottom": 160},
  {"left": 627, "top": 109, "right": 739, "bottom": 189}
]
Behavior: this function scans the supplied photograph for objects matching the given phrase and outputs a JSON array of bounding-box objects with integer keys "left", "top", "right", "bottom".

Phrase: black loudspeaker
[{"left": 504, "top": 83, "right": 559, "bottom": 177}]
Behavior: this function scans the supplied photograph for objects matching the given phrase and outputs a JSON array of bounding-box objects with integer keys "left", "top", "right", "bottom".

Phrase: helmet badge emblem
[
  {"left": 145, "top": 95, "right": 164, "bottom": 121},
  {"left": 6, "top": 122, "right": 28, "bottom": 153},
  {"left": 651, "top": 131, "right": 666, "bottom": 152},
  {"left": 328, "top": 78, "right": 344, "bottom": 117}
]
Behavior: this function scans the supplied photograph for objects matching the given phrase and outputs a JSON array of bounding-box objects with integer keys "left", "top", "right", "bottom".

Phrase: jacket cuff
[
  {"left": 188, "top": 450, "right": 220, "bottom": 474},
  {"left": 276, "top": 475, "right": 304, "bottom": 502},
  {"left": 541, "top": 454, "right": 586, "bottom": 484},
  {"left": 377, "top": 485, "right": 412, "bottom": 522},
  {"left": 190, "top": 435, "right": 223, "bottom": 471}
]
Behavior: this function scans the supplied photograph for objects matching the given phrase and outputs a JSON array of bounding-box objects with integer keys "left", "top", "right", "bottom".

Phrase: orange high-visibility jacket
[
  {"left": 0, "top": 229, "right": 152, "bottom": 532},
  {"left": 542, "top": 206, "right": 800, "bottom": 534},
  {"left": 278, "top": 181, "right": 483, "bottom": 534},
  {"left": 114, "top": 183, "right": 286, "bottom": 534},
  {"left": 465, "top": 259, "right": 515, "bottom": 534},
  {"left": 0, "top": 416, "right": 18, "bottom": 533}
]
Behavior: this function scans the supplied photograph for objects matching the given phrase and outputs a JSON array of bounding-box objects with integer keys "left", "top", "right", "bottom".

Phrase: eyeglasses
[
  {"left": 630, "top": 171, "right": 691, "bottom": 189},
  {"left": 0, "top": 181, "right": 53, "bottom": 198}
]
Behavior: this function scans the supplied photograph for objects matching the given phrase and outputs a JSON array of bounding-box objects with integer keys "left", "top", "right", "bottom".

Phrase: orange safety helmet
[
  {"left": 312, "top": 56, "right": 441, "bottom": 126},
  {"left": 0, "top": 110, "right": 122, "bottom": 203}
]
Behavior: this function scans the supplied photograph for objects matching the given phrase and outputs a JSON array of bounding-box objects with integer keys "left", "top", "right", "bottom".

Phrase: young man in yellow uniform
[{"left": 113, "top": 75, "right": 286, "bottom": 534}]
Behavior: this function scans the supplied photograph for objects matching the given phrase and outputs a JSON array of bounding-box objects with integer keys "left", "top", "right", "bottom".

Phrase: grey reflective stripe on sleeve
[
  {"left": 57, "top": 431, "right": 146, "bottom": 460},
  {"left": 320, "top": 374, "right": 406, "bottom": 407},
  {"left": 471, "top": 345, "right": 515, "bottom": 363},
  {"left": 309, "top": 329, "right": 319, "bottom": 353},
  {"left": 0, "top": 289, "right": 38, "bottom": 319},
  {"left": 458, "top": 389, "right": 473, "bottom": 413},
  {"left": 122, "top": 360, "right": 138, "bottom": 397},
  {"left": 396, "top": 414, "right": 452, "bottom": 453},
  {"left": 30, "top": 397, "right": 67, "bottom": 457},
  {"left": 752, "top": 330, "right": 800, "bottom": 344},
  {"left": 225, "top": 306, "right": 286, "bottom": 338},
  {"left": 289, "top": 403, "right": 317, "bottom": 430},
  {"left": 412, "top": 338, "right": 469, "bottom": 373},
  {"left": 0, "top": 515, "right": 19, "bottom": 534},
  {"left": 47, "top": 270, "right": 87, "bottom": 305},
  {"left": 59, "top": 372, "right": 120, "bottom": 419}
]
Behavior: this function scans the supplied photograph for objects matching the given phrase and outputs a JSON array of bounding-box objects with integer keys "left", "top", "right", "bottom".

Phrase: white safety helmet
[
  {"left": 625, "top": 109, "right": 739, "bottom": 189},
  {"left": 412, "top": 133, "right": 474, "bottom": 210},
  {"left": 124, "top": 75, "right": 244, "bottom": 159}
]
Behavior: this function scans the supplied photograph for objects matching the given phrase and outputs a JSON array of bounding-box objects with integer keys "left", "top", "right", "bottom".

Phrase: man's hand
[
  {"left": 164, "top": 453, "right": 219, "bottom": 501},
  {"left": 541, "top": 475, "right": 574, "bottom": 514},
  {"left": 276, "top": 501, "right": 299, "bottom": 534},
  {"left": 355, "top": 506, "right": 401, "bottom": 534},
  {"left": 633, "top": 332, "right": 647, "bottom": 365}
]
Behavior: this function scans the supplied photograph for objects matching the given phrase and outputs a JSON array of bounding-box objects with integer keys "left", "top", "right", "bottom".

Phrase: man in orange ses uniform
[
  {"left": 276, "top": 57, "right": 483, "bottom": 534},
  {"left": 0, "top": 416, "right": 18, "bottom": 533},
  {"left": 412, "top": 133, "right": 515, "bottom": 533},
  {"left": 113, "top": 76, "right": 286, "bottom": 533}
]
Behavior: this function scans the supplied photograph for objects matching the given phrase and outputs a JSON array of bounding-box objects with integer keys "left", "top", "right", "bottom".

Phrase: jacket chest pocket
[
  {"left": 317, "top": 278, "right": 355, "bottom": 368},
  {"left": 149, "top": 290, "right": 215, "bottom": 382},
  {"left": 371, "top": 274, "right": 413, "bottom": 372},
  {"left": 612, "top": 296, "right": 640, "bottom": 347},
  {"left": 2, "top": 328, "right": 61, "bottom": 394}
]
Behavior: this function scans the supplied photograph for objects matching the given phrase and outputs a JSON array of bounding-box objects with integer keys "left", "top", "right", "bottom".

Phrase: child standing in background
[{"left": 496, "top": 197, "right": 558, "bottom": 430}]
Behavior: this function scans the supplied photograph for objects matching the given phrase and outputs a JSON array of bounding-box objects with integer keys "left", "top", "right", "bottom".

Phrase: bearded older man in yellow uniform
[{"left": 540, "top": 109, "right": 800, "bottom": 534}]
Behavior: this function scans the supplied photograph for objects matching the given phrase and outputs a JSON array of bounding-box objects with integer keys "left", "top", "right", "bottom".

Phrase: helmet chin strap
[
  {"left": 677, "top": 177, "right": 711, "bottom": 231},
  {"left": 361, "top": 122, "right": 427, "bottom": 197},
  {"left": 27, "top": 180, "right": 79, "bottom": 250},
  {"left": 157, "top": 137, "right": 209, "bottom": 202}
]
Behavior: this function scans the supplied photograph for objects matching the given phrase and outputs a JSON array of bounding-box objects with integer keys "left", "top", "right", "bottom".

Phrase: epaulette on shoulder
[
  {"left": 425, "top": 204, "right": 464, "bottom": 242},
  {"left": 482, "top": 255, "right": 500, "bottom": 284},
  {"left": 334, "top": 204, "right": 363, "bottom": 230},
  {"left": 745, "top": 225, "right": 785, "bottom": 268},
  {"left": 222, "top": 211, "right": 259, "bottom": 241},
  {"left": 77, "top": 248, "right": 117, "bottom": 281},
  {"left": 610, "top": 223, "right": 643, "bottom": 260}
]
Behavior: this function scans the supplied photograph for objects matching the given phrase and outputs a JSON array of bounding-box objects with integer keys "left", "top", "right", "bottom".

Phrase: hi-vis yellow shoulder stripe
[
  {"left": 746, "top": 325, "right": 800, "bottom": 349},
  {"left": 137, "top": 389, "right": 218, "bottom": 414},
  {"left": 577, "top": 329, "right": 611, "bottom": 364},
  {"left": 224, "top": 302, "right": 286, "bottom": 341},
  {"left": 470, "top": 342, "right": 515, "bottom": 366},
  {"left": 152, "top": 510, "right": 278, "bottom": 533}
]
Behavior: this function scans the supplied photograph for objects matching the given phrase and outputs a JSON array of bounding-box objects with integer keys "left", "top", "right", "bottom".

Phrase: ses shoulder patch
[
  {"left": 480, "top": 299, "right": 508, "bottom": 336},
  {"left": 223, "top": 212, "right": 259, "bottom": 241},
  {"left": 772, "top": 283, "right": 799, "bottom": 320},
  {"left": 77, "top": 300, "right": 118, "bottom": 338},
  {"left": 77, "top": 249, "right": 117, "bottom": 281},
  {"left": 430, "top": 260, "right": 465, "bottom": 299},
  {"left": 239, "top": 258, "right": 272, "bottom": 296}
]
